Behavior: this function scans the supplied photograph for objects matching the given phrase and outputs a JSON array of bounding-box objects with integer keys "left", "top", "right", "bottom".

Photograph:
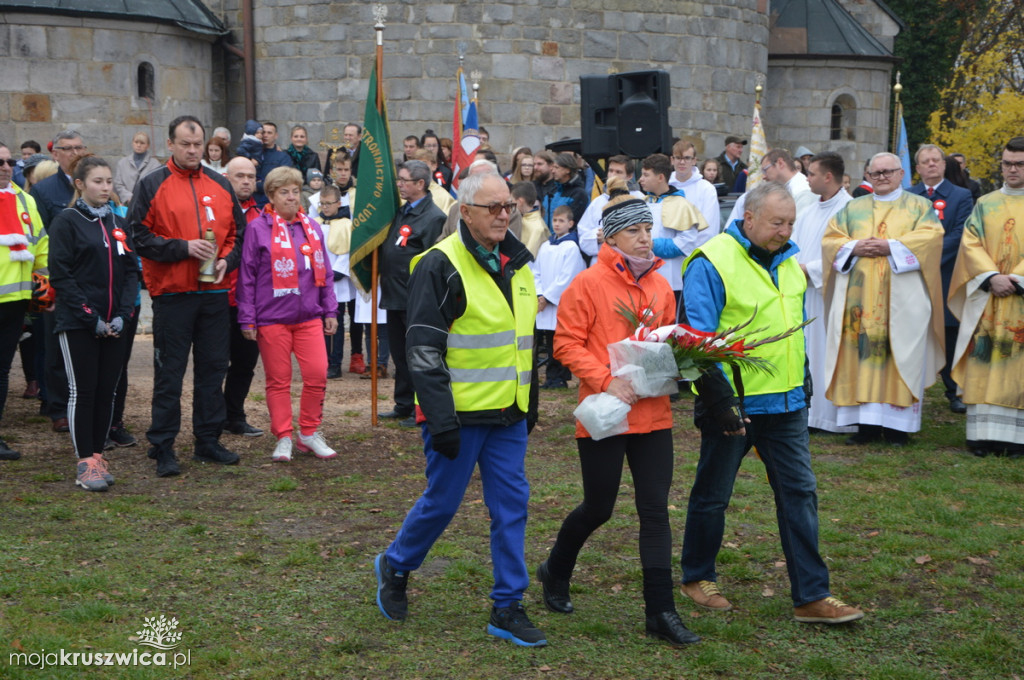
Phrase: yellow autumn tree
[{"left": 929, "top": 0, "right": 1024, "bottom": 184}]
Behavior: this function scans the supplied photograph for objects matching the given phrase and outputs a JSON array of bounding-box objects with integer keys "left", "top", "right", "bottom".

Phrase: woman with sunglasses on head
[
  {"left": 535, "top": 177, "right": 700, "bottom": 646},
  {"left": 48, "top": 155, "right": 139, "bottom": 491}
]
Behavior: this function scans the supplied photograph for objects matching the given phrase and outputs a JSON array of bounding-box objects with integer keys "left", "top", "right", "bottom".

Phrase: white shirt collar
[{"left": 874, "top": 187, "right": 903, "bottom": 202}]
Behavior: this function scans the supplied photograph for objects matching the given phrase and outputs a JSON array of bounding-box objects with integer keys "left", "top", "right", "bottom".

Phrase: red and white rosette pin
[
  {"left": 396, "top": 224, "right": 412, "bottom": 247},
  {"left": 112, "top": 227, "right": 131, "bottom": 255},
  {"left": 20, "top": 212, "right": 31, "bottom": 227},
  {"left": 202, "top": 195, "right": 215, "bottom": 222},
  {"left": 933, "top": 199, "right": 946, "bottom": 221},
  {"left": 300, "top": 242, "right": 313, "bottom": 269}
]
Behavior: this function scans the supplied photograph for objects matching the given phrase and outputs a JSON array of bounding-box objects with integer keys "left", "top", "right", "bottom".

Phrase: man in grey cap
[{"left": 715, "top": 135, "right": 747, "bottom": 191}]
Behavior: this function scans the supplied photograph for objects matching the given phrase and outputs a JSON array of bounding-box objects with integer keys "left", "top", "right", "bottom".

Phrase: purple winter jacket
[{"left": 236, "top": 210, "right": 338, "bottom": 328}]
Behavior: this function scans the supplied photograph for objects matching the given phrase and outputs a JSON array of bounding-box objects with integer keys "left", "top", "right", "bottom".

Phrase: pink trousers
[{"left": 256, "top": 319, "right": 328, "bottom": 440}]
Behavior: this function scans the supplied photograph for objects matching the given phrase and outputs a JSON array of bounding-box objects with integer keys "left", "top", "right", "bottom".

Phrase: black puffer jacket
[{"left": 48, "top": 202, "right": 139, "bottom": 334}]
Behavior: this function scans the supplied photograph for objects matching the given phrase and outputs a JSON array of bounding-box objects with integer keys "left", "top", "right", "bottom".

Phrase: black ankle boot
[
  {"left": 645, "top": 610, "right": 700, "bottom": 646},
  {"left": 536, "top": 560, "right": 573, "bottom": 614}
]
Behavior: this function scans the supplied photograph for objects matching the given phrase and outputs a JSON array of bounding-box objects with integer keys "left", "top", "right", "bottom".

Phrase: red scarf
[
  {"left": 268, "top": 207, "right": 326, "bottom": 297},
  {"left": 0, "top": 190, "right": 33, "bottom": 262}
]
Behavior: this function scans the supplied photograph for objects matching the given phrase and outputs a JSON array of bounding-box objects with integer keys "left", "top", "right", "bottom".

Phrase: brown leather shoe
[
  {"left": 681, "top": 580, "right": 733, "bottom": 611},
  {"left": 52, "top": 417, "right": 69, "bottom": 433},
  {"left": 22, "top": 381, "right": 39, "bottom": 399},
  {"left": 794, "top": 596, "right": 864, "bottom": 624}
]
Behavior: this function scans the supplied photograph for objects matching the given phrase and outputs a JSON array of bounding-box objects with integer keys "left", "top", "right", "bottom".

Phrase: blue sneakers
[
  {"left": 374, "top": 553, "right": 408, "bottom": 621},
  {"left": 487, "top": 603, "right": 547, "bottom": 647}
]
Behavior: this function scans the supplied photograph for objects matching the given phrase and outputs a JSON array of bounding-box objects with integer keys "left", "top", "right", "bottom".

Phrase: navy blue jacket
[
  {"left": 30, "top": 171, "right": 75, "bottom": 229},
  {"left": 909, "top": 180, "right": 973, "bottom": 325},
  {"left": 255, "top": 147, "right": 297, "bottom": 207}
]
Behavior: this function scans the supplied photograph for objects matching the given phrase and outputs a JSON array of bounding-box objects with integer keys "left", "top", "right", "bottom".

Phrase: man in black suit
[
  {"left": 909, "top": 144, "right": 974, "bottom": 414},
  {"left": 378, "top": 160, "right": 447, "bottom": 427}
]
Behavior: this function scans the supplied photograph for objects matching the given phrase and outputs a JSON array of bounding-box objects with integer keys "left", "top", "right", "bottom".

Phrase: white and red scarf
[
  {"left": 269, "top": 208, "right": 326, "bottom": 297},
  {"left": 0, "top": 190, "right": 33, "bottom": 262}
]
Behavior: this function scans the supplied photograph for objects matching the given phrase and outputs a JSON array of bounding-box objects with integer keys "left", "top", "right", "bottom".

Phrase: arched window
[
  {"left": 137, "top": 62, "right": 155, "bottom": 100},
  {"left": 829, "top": 94, "right": 857, "bottom": 141}
]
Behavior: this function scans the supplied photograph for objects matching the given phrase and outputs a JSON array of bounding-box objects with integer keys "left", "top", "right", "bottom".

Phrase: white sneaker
[
  {"left": 297, "top": 431, "right": 337, "bottom": 459},
  {"left": 272, "top": 437, "right": 293, "bottom": 462}
]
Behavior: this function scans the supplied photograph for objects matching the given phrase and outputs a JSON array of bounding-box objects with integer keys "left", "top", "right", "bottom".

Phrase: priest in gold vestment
[
  {"left": 948, "top": 137, "right": 1024, "bottom": 458},
  {"left": 822, "top": 153, "right": 945, "bottom": 445}
]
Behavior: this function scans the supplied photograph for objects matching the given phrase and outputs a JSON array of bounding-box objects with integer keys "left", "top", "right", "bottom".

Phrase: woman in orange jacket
[{"left": 535, "top": 178, "right": 699, "bottom": 646}]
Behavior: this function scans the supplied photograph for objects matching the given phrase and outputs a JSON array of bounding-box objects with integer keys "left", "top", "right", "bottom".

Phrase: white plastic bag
[
  {"left": 607, "top": 339, "right": 679, "bottom": 398},
  {"left": 573, "top": 392, "right": 631, "bottom": 441}
]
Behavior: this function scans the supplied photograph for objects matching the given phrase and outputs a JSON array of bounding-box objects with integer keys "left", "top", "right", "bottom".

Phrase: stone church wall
[
  {"left": 0, "top": 13, "right": 217, "bottom": 160},
  {"left": 213, "top": 0, "right": 769, "bottom": 159}
]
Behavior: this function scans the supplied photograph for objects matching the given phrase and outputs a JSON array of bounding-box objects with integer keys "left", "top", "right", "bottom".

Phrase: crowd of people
[{"left": 1, "top": 114, "right": 1020, "bottom": 648}]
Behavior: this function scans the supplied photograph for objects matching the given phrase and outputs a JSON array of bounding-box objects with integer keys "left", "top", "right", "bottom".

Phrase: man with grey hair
[
  {"left": 822, "top": 152, "right": 945, "bottom": 445},
  {"left": 373, "top": 171, "right": 545, "bottom": 647},
  {"left": 212, "top": 127, "right": 231, "bottom": 146},
  {"left": 437, "top": 159, "right": 524, "bottom": 241},
  {"left": 680, "top": 181, "right": 864, "bottom": 625},
  {"left": 909, "top": 144, "right": 974, "bottom": 414},
  {"left": 377, "top": 160, "right": 446, "bottom": 426}
]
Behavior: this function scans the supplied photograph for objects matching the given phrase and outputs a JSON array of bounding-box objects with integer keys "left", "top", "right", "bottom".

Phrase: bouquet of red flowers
[{"left": 614, "top": 294, "right": 809, "bottom": 381}]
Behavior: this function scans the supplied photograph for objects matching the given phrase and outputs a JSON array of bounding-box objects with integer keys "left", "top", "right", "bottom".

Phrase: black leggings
[
  {"left": 546, "top": 428, "right": 676, "bottom": 613},
  {"left": 59, "top": 329, "right": 127, "bottom": 458},
  {"left": 110, "top": 305, "right": 140, "bottom": 428}
]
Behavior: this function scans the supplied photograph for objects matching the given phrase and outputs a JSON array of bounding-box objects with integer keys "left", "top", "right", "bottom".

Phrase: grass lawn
[{"left": 1, "top": 385, "right": 1022, "bottom": 679}]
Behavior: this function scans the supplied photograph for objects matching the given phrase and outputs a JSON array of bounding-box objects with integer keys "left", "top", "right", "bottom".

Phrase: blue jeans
[
  {"left": 386, "top": 420, "right": 530, "bottom": 607},
  {"left": 681, "top": 408, "right": 830, "bottom": 607}
]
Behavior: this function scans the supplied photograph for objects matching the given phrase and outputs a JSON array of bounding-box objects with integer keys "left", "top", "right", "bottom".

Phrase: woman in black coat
[{"left": 48, "top": 155, "right": 139, "bottom": 492}]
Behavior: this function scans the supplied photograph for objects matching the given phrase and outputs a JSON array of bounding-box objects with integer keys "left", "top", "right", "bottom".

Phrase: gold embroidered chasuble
[
  {"left": 948, "top": 190, "right": 1024, "bottom": 409},
  {"left": 822, "top": 192, "right": 945, "bottom": 407}
]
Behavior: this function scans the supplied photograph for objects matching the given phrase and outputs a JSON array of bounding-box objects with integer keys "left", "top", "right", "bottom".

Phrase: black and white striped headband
[{"left": 601, "top": 198, "right": 653, "bottom": 238}]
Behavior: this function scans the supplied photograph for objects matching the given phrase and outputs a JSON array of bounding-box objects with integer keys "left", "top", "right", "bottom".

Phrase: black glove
[
  {"left": 108, "top": 316, "right": 124, "bottom": 336},
  {"left": 95, "top": 318, "right": 109, "bottom": 338},
  {"left": 713, "top": 404, "right": 746, "bottom": 435},
  {"left": 431, "top": 429, "right": 461, "bottom": 460}
]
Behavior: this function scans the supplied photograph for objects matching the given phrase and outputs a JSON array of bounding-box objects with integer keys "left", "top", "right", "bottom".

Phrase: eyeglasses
[
  {"left": 1001, "top": 160, "right": 1024, "bottom": 170},
  {"left": 866, "top": 168, "right": 901, "bottom": 180},
  {"left": 319, "top": 200, "right": 340, "bottom": 206},
  {"left": 468, "top": 201, "right": 516, "bottom": 215},
  {"left": 396, "top": 177, "right": 419, "bottom": 184},
  {"left": 54, "top": 145, "right": 87, "bottom": 152},
  {"left": 0, "top": 159, "right": 17, "bottom": 167},
  {"left": 673, "top": 156, "right": 696, "bottom": 162}
]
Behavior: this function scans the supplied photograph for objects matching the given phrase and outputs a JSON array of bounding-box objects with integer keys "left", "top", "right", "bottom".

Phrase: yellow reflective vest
[
  {"left": 412, "top": 233, "right": 537, "bottom": 413},
  {"left": 0, "top": 185, "right": 47, "bottom": 304},
  {"left": 685, "top": 233, "right": 806, "bottom": 397}
]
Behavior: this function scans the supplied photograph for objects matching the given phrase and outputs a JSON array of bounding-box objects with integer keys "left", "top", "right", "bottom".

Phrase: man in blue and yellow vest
[
  {"left": 373, "top": 171, "right": 546, "bottom": 647},
  {"left": 0, "top": 142, "right": 48, "bottom": 460},
  {"left": 678, "top": 182, "right": 864, "bottom": 625}
]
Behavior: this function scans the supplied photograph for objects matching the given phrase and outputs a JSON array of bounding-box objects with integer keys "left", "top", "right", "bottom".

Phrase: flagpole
[
  {"left": 369, "top": 3, "right": 386, "bottom": 427},
  {"left": 891, "top": 72, "right": 902, "bottom": 154}
]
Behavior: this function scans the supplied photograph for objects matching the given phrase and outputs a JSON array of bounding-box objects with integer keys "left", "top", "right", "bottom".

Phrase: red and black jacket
[{"left": 128, "top": 159, "right": 244, "bottom": 296}]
